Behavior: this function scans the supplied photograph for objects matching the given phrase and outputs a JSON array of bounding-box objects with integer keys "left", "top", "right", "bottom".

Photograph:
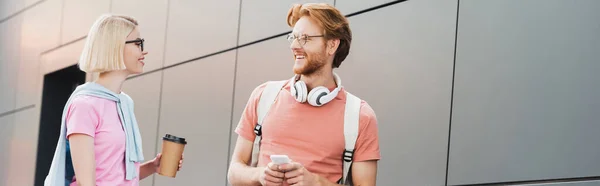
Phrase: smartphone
[{"left": 270, "top": 155, "right": 291, "bottom": 165}]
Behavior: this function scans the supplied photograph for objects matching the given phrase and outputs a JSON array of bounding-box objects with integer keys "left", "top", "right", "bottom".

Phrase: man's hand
[
  {"left": 258, "top": 162, "right": 286, "bottom": 186},
  {"left": 279, "top": 162, "right": 319, "bottom": 186}
]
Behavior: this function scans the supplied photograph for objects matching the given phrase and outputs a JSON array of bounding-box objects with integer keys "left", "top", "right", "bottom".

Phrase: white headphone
[{"left": 289, "top": 72, "right": 342, "bottom": 107}]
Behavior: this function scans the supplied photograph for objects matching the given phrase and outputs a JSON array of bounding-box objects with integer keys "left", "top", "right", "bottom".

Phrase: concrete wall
[{"left": 0, "top": 0, "right": 598, "bottom": 185}]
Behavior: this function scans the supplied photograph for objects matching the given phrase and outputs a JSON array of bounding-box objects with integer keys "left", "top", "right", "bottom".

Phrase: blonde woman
[{"left": 45, "top": 14, "right": 182, "bottom": 186}]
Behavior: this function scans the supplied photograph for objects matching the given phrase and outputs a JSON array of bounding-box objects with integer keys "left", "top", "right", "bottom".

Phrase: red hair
[{"left": 287, "top": 3, "right": 352, "bottom": 68}]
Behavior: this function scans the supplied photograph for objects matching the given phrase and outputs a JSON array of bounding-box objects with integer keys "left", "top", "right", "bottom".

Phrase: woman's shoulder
[
  {"left": 71, "top": 95, "right": 110, "bottom": 104},
  {"left": 68, "top": 95, "right": 115, "bottom": 111}
]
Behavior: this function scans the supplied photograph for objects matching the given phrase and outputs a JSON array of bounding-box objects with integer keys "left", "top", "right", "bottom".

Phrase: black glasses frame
[{"left": 125, "top": 38, "right": 144, "bottom": 52}]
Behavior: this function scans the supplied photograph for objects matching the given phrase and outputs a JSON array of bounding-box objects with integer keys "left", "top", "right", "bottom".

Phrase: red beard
[{"left": 294, "top": 50, "right": 327, "bottom": 76}]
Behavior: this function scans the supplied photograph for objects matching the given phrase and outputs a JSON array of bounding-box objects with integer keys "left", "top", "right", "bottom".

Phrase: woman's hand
[
  {"left": 151, "top": 153, "right": 184, "bottom": 173},
  {"left": 140, "top": 153, "right": 184, "bottom": 180}
]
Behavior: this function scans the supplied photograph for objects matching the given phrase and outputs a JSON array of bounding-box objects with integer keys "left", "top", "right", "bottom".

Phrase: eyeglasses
[
  {"left": 286, "top": 34, "right": 324, "bottom": 46},
  {"left": 125, "top": 38, "right": 144, "bottom": 52}
]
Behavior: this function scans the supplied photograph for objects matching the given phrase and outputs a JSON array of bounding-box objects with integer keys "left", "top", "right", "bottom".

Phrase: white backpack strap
[
  {"left": 250, "top": 80, "right": 286, "bottom": 167},
  {"left": 341, "top": 92, "right": 361, "bottom": 185}
]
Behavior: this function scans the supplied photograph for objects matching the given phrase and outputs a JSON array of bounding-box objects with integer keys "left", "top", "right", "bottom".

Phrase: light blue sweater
[{"left": 45, "top": 82, "right": 144, "bottom": 186}]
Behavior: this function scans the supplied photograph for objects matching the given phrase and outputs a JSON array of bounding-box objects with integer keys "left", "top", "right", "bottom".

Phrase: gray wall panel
[
  {"left": 24, "top": 0, "right": 42, "bottom": 9},
  {"left": 111, "top": 0, "right": 169, "bottom": 72},
  {"left": 335, "top": 0, "right": 456, "bottom": 185},
  {"left": 20, "top": 0, "right": 61, "bottom": 51},
  {"left": 448, "top": 0, "right": 600, "bottom": 185},
  {"left": 520, "top": 180, "right": 600, "bottom": 186},
  {"left": 0, "top": 0, "right": 42, "bottom": 20},
  {"left": 157, "top": 51, "right": 236, "bottom": 186},
  {"left": 4, "top": 108, "right": 39, "bottom": 186},
  {"left": 0, "top": 114, "right": 15, "bottom": 186},
  {"left": 238, "top": 0, "right": 333, "bottom": 45},
  {"left": 122, "top": 72, "right": 163, "bottom": 186},
  {"left": 3, "top": 0, "right": 600, "bottom": 185},
  {"left": 163, "top": 0, "right": 239, "bottom": 66},
  {"left": 335, "top": 0, "right": 396, "bottom": 15},
  {"left": 0, "top": 15, "right": 22, "bottom": 114},
  {"left": 16, "top": 0, "right": 62, "bottom": 108},
  {"left": 0, "top": 0, "right": 26, "bottom": 20},
  {"left": 61, "top": 0, "right": 110, "bottom": 44},
  {"left": 40, "top": 39, "right": 84, "bottom": 75},
  {"left": 0, "top": 0, "right": 19, "bottom": 20}
]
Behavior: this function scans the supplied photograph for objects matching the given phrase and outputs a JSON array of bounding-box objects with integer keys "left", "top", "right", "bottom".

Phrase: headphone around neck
[{"left": 289, "top": 72, "right": 342, "bottom": 107}]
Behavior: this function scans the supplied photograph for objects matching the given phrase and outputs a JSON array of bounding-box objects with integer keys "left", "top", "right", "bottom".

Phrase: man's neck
[
  {"left": 95, "top": 71, "right": 128, "bottom": 94},
  {"left": 299, "top": 69, "right": 337, "bottom": 92}
]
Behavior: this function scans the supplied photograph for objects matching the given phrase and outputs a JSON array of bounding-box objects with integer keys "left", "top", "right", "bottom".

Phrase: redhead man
[{"left": 228, "top": 3, "right": 380, "bottom": 186}]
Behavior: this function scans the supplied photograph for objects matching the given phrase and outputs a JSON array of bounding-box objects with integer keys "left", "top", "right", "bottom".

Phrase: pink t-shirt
[
  {"left": 235, "top": 80, "right": 380, "bottom": 184},
  {"left": 65, "top": 95, "right": 140, "bottom": 186}
]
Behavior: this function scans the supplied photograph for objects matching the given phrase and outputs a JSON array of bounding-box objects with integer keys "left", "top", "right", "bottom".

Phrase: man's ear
[{"left": 327, "top": 39, "right": 340, "bottom": 56}]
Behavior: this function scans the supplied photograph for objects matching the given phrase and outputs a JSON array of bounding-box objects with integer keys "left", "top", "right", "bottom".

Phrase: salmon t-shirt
[
  {"left": 65, "top": 95, "right": 140, "bottom": 186},
  {"left": 235, "top": 80, "right": 381, "bottom": 183}
]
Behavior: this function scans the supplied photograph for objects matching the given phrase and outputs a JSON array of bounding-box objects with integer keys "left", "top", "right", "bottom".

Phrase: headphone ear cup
[
  {"left": 290, "top": 81, "right": 297, "bottom": 100},
  {"left": 294, "top": 81, "right": 307, "bottom": 103},
  {"left": 307, "top": 86, "right": 330, "bottom": 106}
]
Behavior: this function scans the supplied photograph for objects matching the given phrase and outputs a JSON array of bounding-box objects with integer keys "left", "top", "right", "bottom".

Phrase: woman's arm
[
  {"left": 69, "top": 134, "right": 96, "bottom": 186},
  {"left": 139, "top": 160, "right": 157, "bottom": 180}
]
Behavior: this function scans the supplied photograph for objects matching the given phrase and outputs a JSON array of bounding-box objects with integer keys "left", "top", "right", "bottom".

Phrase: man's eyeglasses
[
  {"left": 286, "top": 34, "right": 324, "bottom": 46},
  {"left": 125, "top": 38, "right": 144, "bottom": 52}
]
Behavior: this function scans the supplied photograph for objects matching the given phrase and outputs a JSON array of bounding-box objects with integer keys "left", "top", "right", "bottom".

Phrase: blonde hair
[{"left": 78, "top": 14, "right": 139, "bottom": 73}]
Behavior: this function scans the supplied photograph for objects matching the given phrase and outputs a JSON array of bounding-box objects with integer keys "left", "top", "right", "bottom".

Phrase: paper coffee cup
[{"left": 158, "top": 134, "right": 187, "bottom": 177}]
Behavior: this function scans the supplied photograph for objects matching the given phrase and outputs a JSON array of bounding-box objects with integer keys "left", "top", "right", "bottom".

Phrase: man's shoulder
[
  {"left": 249, "top": 79, "right": 289, "bottom": 99},
  {"left": 257, "top": 79, "right": 288, "bottom": 90},
  {"left": 343, "top": 90, "right": 377, "bottom": 124},
  {"left": 358, "top": 99, "right": 376, "bottom": 120}
]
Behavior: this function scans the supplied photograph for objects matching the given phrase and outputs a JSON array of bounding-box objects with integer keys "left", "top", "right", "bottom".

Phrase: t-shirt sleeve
[
  {"left": 66, "top": 97, "right": 100, "bottom": 138},
  {"left": 234, "top": 82, "right": 268, "bottom": 142},
  {"left": 352, "top": 101, "right": 381, "bottom": 162}
]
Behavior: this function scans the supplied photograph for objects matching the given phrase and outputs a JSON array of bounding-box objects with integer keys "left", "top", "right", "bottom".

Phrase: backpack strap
[
  {"left": 250, "top": 80, "right": 287, "bottom": 167},
  {"left": 341, "top": 92, "right": 361, "bottom": 185}
]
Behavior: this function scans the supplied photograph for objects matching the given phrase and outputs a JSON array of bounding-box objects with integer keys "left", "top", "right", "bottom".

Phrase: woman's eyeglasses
[{"left": 125, "top": 38, "right": 144, "bottom": 52}]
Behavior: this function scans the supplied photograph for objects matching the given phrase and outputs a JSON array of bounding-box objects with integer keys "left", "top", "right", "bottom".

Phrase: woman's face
[{"left": 123, "top": 27, "right": 148, "bottom": 74}]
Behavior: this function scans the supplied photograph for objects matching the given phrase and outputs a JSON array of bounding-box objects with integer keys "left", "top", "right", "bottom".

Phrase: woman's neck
[{"left": 94, "top": 71, "right": 128, "bottom": 94}]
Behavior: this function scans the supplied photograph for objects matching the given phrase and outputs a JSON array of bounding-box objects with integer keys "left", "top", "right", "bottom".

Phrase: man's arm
[
  {"left": 228, "top": 82, "right": 286, "bottom": 185},
  {"left": 349, "top": 160, "right": 378, "bottom": 186},
  {"left": 318, "top": 160, "right": 378, "bottom": 186},
  {"left": 346, "top": 101, "right": 380, "bottom": 185},
  {"left": 227, "top": 136, "right": 263, "bottom": 186}
]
